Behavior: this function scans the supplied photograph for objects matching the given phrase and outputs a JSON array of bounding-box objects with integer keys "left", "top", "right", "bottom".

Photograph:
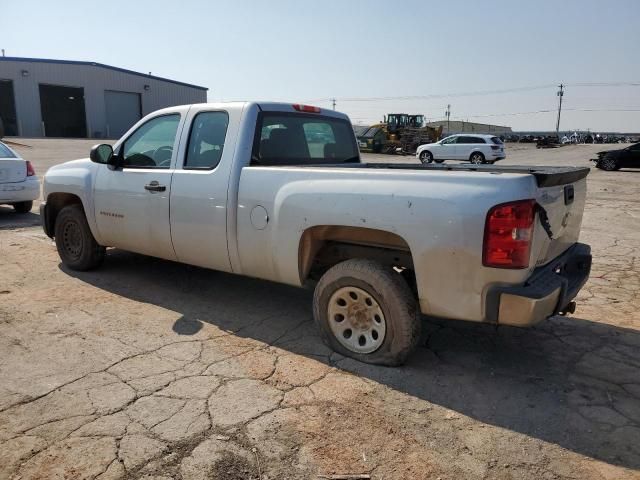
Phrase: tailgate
[
  {"left": 533, "top": 176, "right": 587, "bottom": 266},
  {"left": 0, "top": 159, "right": 27, "bottom": 184}
]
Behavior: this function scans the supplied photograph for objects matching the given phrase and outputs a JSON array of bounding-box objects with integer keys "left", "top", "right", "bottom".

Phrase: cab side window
[
  {"left": 184, "top": 111, "right": 229, "bottom": 170},
  {"left": 459, "top": 136, "right": 485, "bottom": 144},
  {"left": 121, "top": 114, "right": 180, "bottom": 168}
]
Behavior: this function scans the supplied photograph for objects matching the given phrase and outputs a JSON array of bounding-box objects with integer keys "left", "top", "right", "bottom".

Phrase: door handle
[{"left": 144, "top": 181, "right": 166, "bottom": 192}]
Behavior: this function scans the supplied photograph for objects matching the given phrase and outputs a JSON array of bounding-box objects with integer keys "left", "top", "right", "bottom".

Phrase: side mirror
[{"left": 89, "top": 144, "right": 114, "bottom": 164}]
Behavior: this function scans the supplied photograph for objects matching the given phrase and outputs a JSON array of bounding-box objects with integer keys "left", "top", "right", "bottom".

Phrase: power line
[
  {"left": 306, "top": 81, "right": 640, "bottom": 104},
  {"left": 453, "top": 108, "right": 640, "bottom": 119}
]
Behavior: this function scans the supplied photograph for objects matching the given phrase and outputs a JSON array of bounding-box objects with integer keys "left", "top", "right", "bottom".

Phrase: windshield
[
  {"left": 361, "top": 127, "right": 380, "bottom": 139},
  {"left": 0, "top": 142, "right": 17, "bottom": 158},
  {"left": 252, "top": 113, "right": 359, "bottom": 165}
]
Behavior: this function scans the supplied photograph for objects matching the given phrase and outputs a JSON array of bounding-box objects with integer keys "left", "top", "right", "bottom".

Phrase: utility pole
[
  {"left": 445, "top": 104, "right": 451, "bottom": 134},
  {"left": 556, "top": 84, "right": 564, "bottom": 137},
  {"left": 331, "top": 98, "right": 336, "bottom": 111}
]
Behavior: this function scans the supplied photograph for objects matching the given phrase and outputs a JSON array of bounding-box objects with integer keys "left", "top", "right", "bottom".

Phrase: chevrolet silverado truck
[{"left": 41, "top": 102, "right": 592, "bottom": 365}]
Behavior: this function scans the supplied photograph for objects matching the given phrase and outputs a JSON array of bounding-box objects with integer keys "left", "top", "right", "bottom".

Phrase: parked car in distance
[
  {"left": 41, "top": 102, "right": 591, "bottom": 366},
  {"left": 416, "top": 134, "right": 506, "bottom": 164},
  {"left": 0, "top": 141, "right": 39, "bottom": 213},
  {"left": 592, "top": 142, "right": 640, "bottom": 171}
]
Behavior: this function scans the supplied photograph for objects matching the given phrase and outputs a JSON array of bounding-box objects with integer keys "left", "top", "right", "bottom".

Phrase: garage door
[
  {"left": 105, "top": 91, "right": 141, "bottom": 139},
  {"left": 39, "top": 84, "right": 87, "bottom": 138},
  {"left": 0, "top": 80, "right": 18, "bottom": 136}
]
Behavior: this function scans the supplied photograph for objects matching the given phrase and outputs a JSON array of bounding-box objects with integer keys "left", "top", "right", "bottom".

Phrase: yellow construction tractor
[{"left": 357, "top": 114, "right": 442, "bottom": 154}]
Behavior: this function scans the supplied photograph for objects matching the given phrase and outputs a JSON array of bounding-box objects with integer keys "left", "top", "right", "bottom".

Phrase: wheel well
[
  {"left": 298, "top": 225, "right": 417, "bottom": 289},
  {"left": 44, "top": 193, "right": 83, "bottom": 237},
  {"left": 470, "top": 151, "right": 485, "bottom": 159}
]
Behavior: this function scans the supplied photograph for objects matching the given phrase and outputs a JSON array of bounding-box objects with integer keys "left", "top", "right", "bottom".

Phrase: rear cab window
[
  {"left": 251, "top": 112, "right": 359, "bottom": 165},
  {"left": 490, "top": 137, "right": 504, "bottom": 145}
]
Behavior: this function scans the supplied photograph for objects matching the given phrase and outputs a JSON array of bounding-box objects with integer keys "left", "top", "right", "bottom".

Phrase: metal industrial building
[
  {"left": 426, "top": 120, "right": 512, "bottom": 136},
  {"left": 0, "top": 57, "right": 207, "bottom": 139}
]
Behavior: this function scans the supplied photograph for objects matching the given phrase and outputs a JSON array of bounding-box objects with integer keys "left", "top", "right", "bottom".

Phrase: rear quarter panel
[{"left": 236, "top": 166, "right": 541, "bottom": 322}]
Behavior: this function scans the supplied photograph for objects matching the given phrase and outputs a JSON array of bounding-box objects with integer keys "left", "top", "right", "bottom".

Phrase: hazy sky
[{"left": 3, "top": 0, "right": 639, "bottom": 131}]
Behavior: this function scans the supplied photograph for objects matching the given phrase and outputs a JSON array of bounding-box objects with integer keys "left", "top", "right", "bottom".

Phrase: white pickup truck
[{"left": 41, "top": 102, "right": 592, "bottom": 365}]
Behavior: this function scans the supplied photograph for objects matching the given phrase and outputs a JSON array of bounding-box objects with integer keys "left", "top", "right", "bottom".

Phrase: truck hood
[
  {"left": 596, "top": 149, "right": 621, "bottom": 158},
  {"left": 47, "top": 158, "right": 93, "bottom": 173}
]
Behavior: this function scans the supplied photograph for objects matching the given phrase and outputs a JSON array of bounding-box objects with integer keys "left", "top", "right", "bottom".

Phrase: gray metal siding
[
  {"left": 0, "top": 59, "right": 207, "bottom": 138},
  {"left": 426, "top": 120, "right": 512, "bottom": 134}
]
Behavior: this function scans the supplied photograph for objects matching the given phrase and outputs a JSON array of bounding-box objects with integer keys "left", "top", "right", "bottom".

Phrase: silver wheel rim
[
  {"left": 471, "top": 154, "right": 482, "bottom": 164},
  {"left": 603, "top": 158, "right": 616, "bottom": 170},
  {"left": 420, "top": 152, "right": 431, "bottom": 162},
  {"left": 327, "top": 286, "right": 386, "bottom": 354}
]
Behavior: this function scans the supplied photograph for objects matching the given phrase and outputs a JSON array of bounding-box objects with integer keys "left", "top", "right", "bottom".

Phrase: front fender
[{"left": 43, "top": 159, "right": 101, "bottom": 242}]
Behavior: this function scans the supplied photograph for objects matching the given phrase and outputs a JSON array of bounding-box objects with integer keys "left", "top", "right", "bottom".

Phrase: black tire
[
  {"left": 313, "top": 259, "right": 421, "bottom": 366},
  {"left": 419, "top": 150, "right": 433, "bottom": 164},
  {"left": 597, "top": 153, "right": 620, "bottom": 171},
  {"left": 12, "top": 201, "right": 33, "bottom": 213},
  {"left": 54, "top": 204, "right": 105, "bottom": 271},
  {"left": 469, "top": 152, "right": 485, "bottom": 164}
]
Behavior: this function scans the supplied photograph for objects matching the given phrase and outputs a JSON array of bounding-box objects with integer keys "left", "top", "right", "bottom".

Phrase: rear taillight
[
  {"left": 26, "top": 161, "right": 36, "bottom": 176},
  {"left": 483, "top": 199, "right": 536, "bottom": 269},
  {"left": 491, "top": 145, "right": 501, "bottom": 150},
  {"left": 292, "top": 104, "right": 321, "bottom": 113}
]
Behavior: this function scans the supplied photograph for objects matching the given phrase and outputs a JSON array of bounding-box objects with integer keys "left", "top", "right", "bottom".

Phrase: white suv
[{"left": 416, "top": 134, "right": 506, "bottom": 164}]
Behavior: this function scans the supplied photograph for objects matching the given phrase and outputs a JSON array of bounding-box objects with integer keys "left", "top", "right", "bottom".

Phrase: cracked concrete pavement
[{"left": 0, "top": 140, "right": 639, "bottom": 479}]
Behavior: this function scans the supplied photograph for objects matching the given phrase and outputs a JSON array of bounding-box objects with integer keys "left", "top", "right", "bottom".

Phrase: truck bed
[{"left": 290, "top": 163, "right": 591, "bottom": 188}]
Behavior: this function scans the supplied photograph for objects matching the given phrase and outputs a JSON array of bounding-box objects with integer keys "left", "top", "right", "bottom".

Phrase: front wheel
[
  {"left": 419, "top": 150, "right": 433, "bottom": 164},
  {"left": 313, "top": 259, "right": 421, "bottom": 366},
  {"left": 12, "top": 201, "right": 33, "bottom": 213},
  {"left": 54, "top": 204, "right": 105, "bottom": 271}
]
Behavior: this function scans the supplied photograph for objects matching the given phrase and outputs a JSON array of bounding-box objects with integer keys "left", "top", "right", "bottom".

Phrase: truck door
[
  {"left": 169, "top": 108, "right": 237, "bottom": 272},
  {"left": 93, "top": 111, "right": 187, "bottom": 261}
]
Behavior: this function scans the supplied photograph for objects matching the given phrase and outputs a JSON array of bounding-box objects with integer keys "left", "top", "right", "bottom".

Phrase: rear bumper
[
  {"left": 0, "top": 177, "right": 40, "bottom": 204},
  {"left": 488, "top": 243, "right": 592, "bottom": 327}
]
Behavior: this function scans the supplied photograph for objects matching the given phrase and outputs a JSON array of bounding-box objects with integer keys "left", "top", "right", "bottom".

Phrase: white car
[
  {"left": 416, "top": 134, "right": 506, "bottom": 165},
  {"left": 0, "top": 141, "right": 40, "bottom": 213}
]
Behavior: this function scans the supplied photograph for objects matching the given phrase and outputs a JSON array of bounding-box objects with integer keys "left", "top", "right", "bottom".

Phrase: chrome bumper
[{"left": 489, "top": 243, "right": 592, "bottom": 327}]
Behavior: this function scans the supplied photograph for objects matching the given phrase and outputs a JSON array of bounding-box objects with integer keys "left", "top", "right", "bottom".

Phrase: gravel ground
[{"left": 0, "top": 140, "right": 638, "bottom": 479}]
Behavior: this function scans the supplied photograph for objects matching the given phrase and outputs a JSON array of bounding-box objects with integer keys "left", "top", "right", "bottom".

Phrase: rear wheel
[
  {"left": 54, "top": 204, "right": 105, "bottom": 271},
  {"left": 470, "top": 152, "right": 485, "bottom": 164},
  {"left": 313, "top": 259, "right": 421, "bottom": 366},
  {"left": 12, "top": 201, "right": 33, "bottom": 214},
  {"left": 419, "top": 150, "right": 433, "bottom": 164}
]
